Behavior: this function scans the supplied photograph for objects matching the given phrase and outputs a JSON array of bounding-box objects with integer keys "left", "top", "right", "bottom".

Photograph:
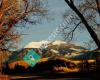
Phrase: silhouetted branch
[
  {"left": 65, "top": 0, "right": 100, "bottom": 49},
  {"left": 64, "top": 21, "right": 81, "bottom": 41}
]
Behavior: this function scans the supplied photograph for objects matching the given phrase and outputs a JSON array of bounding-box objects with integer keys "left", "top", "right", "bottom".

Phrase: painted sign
[{"left": 23, "top": 49, "right": 41, "bottom": 67}]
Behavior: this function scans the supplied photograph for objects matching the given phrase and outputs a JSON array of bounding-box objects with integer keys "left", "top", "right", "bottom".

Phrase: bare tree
[
  {"left": 63, "top": 0, "right": 100, "bottom": 49},
  {"left": 0, "top": 0, "right": 47, "bottom": 49},
  {"left": 0, "top": 0, "right": 47, "bottom": 74}
]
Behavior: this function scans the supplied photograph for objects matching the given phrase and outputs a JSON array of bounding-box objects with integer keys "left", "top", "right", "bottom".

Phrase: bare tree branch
[
  {"left": 65, "top": 0, "right": 100, "bottom": 49},
  {"left": 64, "top": 21, "right": 82, "bottom": 41},
  {"left": 0, "top": 0, "right": 47, "bottom": 50}
]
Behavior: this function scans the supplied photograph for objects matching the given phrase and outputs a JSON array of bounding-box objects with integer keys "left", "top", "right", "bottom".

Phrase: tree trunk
[
  {"left": 95, "top": 0, "right": 100, "bottom": 16},
  {"left": 65, "top": 0, "right": 100, "bottom": 49}
]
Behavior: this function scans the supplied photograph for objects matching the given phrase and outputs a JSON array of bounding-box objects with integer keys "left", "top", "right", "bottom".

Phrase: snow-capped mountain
[
  {"left": 24, "top": 40, "right": 67, "bottom": 48},
  {"left": 24, "top": 41, "right": 44, "bottom": 48},
  {"left": 8, "top": 40, "right": 88, "bottom": 63},
  {"left": 52, "top": 40, "right": 67, "bottom": 45}
]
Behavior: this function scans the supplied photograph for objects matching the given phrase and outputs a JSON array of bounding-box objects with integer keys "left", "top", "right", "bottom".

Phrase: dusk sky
[{"left": 17, "top": 0, "right": 92, "bottom": 49}]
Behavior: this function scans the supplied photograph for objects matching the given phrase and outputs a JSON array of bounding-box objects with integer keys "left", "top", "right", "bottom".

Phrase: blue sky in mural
[{"left": 17, "top": 0, "right": 92, "bottom": 49}]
